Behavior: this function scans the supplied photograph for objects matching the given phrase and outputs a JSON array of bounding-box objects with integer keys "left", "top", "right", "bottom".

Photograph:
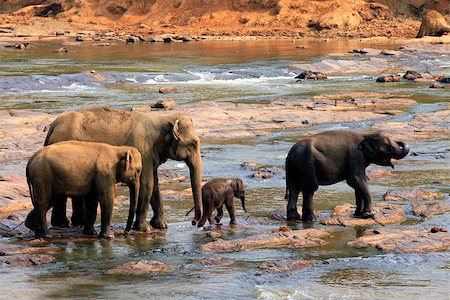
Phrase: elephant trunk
[
  {"left": 393, "top": 141, "right": 409, "bottom": 159},
  {"left": 125, "top": 181, "right": 140, "bottom": 233},
  {"left": 241, "top": 195, "right": 247, "bottom": 213},
  {"left": 187, "top": 151, "right": 203, "bottom": 226}
]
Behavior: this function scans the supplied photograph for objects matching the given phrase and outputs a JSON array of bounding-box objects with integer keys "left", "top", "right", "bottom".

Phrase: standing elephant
[
  {"left": 187, "top": 178, "right": 246, "bottom": 227},
  {"left": 285, "top": 130, "right": 409, "bottom": 221},
  {"left": 44, "top": 107, "right": 202, "bottom": 231},
  {"left": 25, "top": 141, "right": 142, "bottom": 239}
]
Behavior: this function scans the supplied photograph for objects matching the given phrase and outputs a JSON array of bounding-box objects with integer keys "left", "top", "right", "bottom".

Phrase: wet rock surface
[
  {"left": 348, "top": 228, "right": 450, "bottom": 253},
  {"left": 258, "top": 259, "right": 318, "bottom": 272},
  {"left": 0, "top": 254, "right": 55, "bottom": 266},
  {"left": 320, "top": 202, "right": 405, "bottom": 227},
  {"left": 412, "top": 201, "right": 450, "bottom": 218},
  {"left": 106, "top": 260, "right": 173, "bottom": 275},
  {"left": 201, "top": 226, "right": 335, "bottom": 252},
  {"left": 383, "top": 189, "right": 443, "bottom": 201},
  {"left": 0, "top": 174, "right": 31, "bottom": 216}
]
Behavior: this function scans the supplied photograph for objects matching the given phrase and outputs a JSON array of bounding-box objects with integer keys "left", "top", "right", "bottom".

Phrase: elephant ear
[
  {"left": 359, "top": 137, "right": 377, "bottom": 160},
  {"left": 172, "top": 119, "right": 181, "bottom": 141},
  {"left": 126, "top": 148, "right": 133, "bottom": 171}
]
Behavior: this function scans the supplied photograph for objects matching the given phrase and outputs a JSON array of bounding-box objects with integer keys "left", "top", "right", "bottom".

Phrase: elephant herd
[{"left": 24, "top": 107, "right": 409, "bottom": 239}]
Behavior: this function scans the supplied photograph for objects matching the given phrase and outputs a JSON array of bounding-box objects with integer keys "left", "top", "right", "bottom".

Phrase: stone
[
  {"left": 53, "top": 47, "right": 68, "bottom": 53},
  {"left": 198, "top": 256, "right": 233, "bottom": 266},
  {"left": 383, "top": 189, "right": 442, "bottom": 201},
  {"left": 258, "top": 259, "right": 317, "bottom": 272},
  {"left": 439, "top": 77, "right": 450, "bottom": 84},
  {"left": 0, "top": 174, "right": 32, "bottom": 215},
  {"left": 295, "top": 71, "right": 327, "bottom": 80},
  {"left": 106, "top": 260, "right": 173, "bottom": 275},
  {"left": 417, "top": 10, "right": 450, "bottom": 38},
  {"left": 163, "top": 37, "right": 174, "bottom": 43},
  {"left": 151, "top": 100, "right": 177, "bottom": 110},
  {"left": 320, "top": 202, "right": 405, "bottom": 227},
  {"left": 0, "top": 254, "right": 55, "bottom": 267},
  {"left": 75, "top": 36, "right": 83, "bottom": 41},
  {"left": 412, "top": 201, "right": 450, "bottom": 218},
  {"left": 376, "top": 75, "right": 402, "bottom": 82},
  {"left": 430, "top": 82, "right": 446, "bottom": 88},
  {"left": 380, "top": 50, "right": 400, "bottom": 56},
  {"left": 158, "top": 87, "right": 177, "bottom": 93},
  {"left": 348, "top": 228, "right": 450, "bottom": 253},
  {"left": 201, "top": 227, "right": 335, "bottom": 252},
  {"left": 147, "top": 37, "right": 164, "bottom": 42}
]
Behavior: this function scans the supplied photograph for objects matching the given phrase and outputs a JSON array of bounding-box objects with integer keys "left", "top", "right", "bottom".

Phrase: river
[{"left": 0, "top": 39, "right": 449, "bottom": 299}]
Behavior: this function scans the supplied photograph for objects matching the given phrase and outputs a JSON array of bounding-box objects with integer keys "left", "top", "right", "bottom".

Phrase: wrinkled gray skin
[
  {"left": 188, "top": 178, "right": 246, "bottom": 227},
  {"left": 285, "top": 131, "right": 409, "bottom": 221},
  {"left": 25, "top": 141, "right": 142, "bottom": 239},
  {"left": 45, "top": 107, "right": 203, "bottom": 231}
]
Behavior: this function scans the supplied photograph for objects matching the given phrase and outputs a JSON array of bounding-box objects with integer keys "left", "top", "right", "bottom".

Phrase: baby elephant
[
  {"left": 25, "top": 141, "right": 142, "bottom": 239},
  {"left": 187, "top": 178, "right": 247, "bottom": 227},
  {"left": 285, "top": 130, "right": 409, "bottom": 222}
]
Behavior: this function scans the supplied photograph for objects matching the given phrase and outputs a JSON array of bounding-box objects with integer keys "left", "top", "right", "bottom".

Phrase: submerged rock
[
  {"left": 348, "top": 228, "right": 450, "bottom": 253},
  {"left": 383, "top": 189, "right": 442, "bottom": 201},
  {"left": 106, "top": 260, "right": 173, "bottom": 275},
  {"left": 151, "top": 100, "right": 177, "bottom": 110},
  {"left": 0, "top": 254, "right": 55, "bottom": 267},
  {"left": 258, "top": 259, "right": 317, "bottom": 272},
  {"left": 320, "top": 202, "right": 405, "bottom": 227},
  {"left": 158, "top": 87, "right": 177, "bottom": 93},
  {"left": 376, "top": 75, "right": 402, "bottom": 82},
  {"left": 412, "top": 201, "right": 450, "bottom": 218},
  {"left": 201, "top": 226, "right": 335, "bottom": 252},
  {"left": 295, "top": 71, "right": 327, "bottom": 80},
  {"left": 240, "top": 161, "right": 282, "bottom": 179},
  {"left": 198, "top": 256, "right": 233, "bottom": 266}
]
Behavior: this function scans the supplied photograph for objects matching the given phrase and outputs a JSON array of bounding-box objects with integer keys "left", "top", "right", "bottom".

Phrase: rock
[
  {"left": 430, "top": 82, "right": 446, "bottom": 88},
  {"left": 376, "top": 75, "right": 402, "bottom": 82},
  {"left": 348, "top": 228, "right": 450, "bottom": 253},
  {"left": 163, "top": 37, "right": 174, "bottom": 43},
  {"left": 320, "top": 202, "right": 405, "bottom": 227},
  {"left": 198, "top": 256, "right": 233, "bottom": 266},
  {"left": 106, "top": 260, "right": 173, "bottom": 275},
  {"left": 151, "top": 100, "right": 177, "bottom": 110},
  {"left": 412, "top": 201, "right": 450, "bottom": 218},
  {"left": 147, "top": 37, "right": 164, "bottom": 43},
  {"left": 295, "top": 71, "right": 327, "bottom": 80},
  {"left": 201, "top": 227, "right": 335, "bottom": 252},
  {"left": 0, "top": 254, "right": 55, "bottom": 267},
  {"left": 417, "top": 10, "right": 450, "bottom": 38},
  {"left": 159, "top": 87, "right": 177, "bottom": 93},
  {"left": 158, "top": 169, "right": 187, "bottom": 184},
  {"left": 126, "top": 36, "right": 140, "bottom": 44},
  {"left": 366, "top": 169, "right": 392, "bottom": 179},
  {"left": 383, "top": 189, "right": 442, "bottom": 201},
  {"left": 96, "top": 43, "right": 111, "bottom": 47},
  {"left": 53, "top": 47, "right": 68, "bottom": 53},
  {"left": 0, "top": 242, "right": 38, "bottom": 255},
  {"left": 380, "top": 50, "right": 400, "bottom": 56},
  {"left": 313, "top": 5, "right": 362, "bottom": 30},
  {"left": 259, "top": 259, "right": 317, "bottom": 272},
  {"left": 241, "top": 161, "right": 282, "bottom": 179},
  {"left": 0, "top": 174, "right": 31, "bottom": 215},
  {"left": 75, "top": 36, "right": 83, "bottom": 42},
  {"left": 252, "top": 172, "right": 273, "bottom": 179},
  {"left": 439, "top": 77, "right": 450, "bottom": 84}
]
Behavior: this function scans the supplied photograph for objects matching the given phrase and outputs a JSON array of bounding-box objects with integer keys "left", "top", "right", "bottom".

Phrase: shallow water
[{"left": 0, "top": 39, "right": 449, "bottom": 299}]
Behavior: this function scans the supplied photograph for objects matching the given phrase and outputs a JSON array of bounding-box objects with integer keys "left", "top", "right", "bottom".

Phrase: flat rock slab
[
  {"left": 198, "top": 256, "right": 234, "bottom": 266},
  {"left": 412, "top": 201, "right": 450, "bottom": 218},
  {"left": 258, "top": 259, "right": 317, "bottom": 272},
  {"left": 383, "top": 189, "right": 443, "bottom": 201},
  {"left": 320, "top": 202, "right": 405, "bottom": 227},
  {"left": 0, "top": 174, "right": 31, "bottom": 216},
  {"left": 106, "top": 260, "right": 173, "bottom": 275},
  {"left": 348, "top": 228, "right": 450, "bottom": 253},
  {"left": 0, "top": 254, "right": 55, "bottom": 267},
  {"left": 201, "top": 226, "right": 335, "bottom": 252},
  {"left": 289, "top": 58, "right": 396, "bottom": 75}
]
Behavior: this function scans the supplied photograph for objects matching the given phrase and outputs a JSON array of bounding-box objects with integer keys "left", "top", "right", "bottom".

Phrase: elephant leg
[
  {"left": 225, "top": 199, "right": 236, "bottom": 225},
  {"left": 348, "top": 177, "right": 373, "bottom": 219},
  {"left": 25, "top": 209, "right": 36, "bottom": 231},
  {"left": 149, "top": 170, "right": 167, "bottom": 229},
  {"left": 71, "top": 196, "right": 87, "bottom": 226},
  {"left": 286, "top": 184, "right": 301, "bottom": 220},
  {"left": 83, "top": 196, "right": 98, "bottom": 236},
  {"left": 133, "top": 168, "right": 153, "bottom": 232},
  {"left": 197, "top": 206, "right": 213, "bottom": 227},
  {"left": 99, "top": 188, "right": 114, "bottom": 239},
  {"left": 353, "top": 190, "right": 364, "bottom": 217},
  {"left": 51, "top": 198, "right": 70, "bottom": 228},
  {"left": 215, "top": 206, "right": 224, "bottom": 224},
  {"left": 35, "top": 200, "right": 51, "bottom": 239},
  {"left": 301, "top": 189, "right": 317, "bottom": 222}
]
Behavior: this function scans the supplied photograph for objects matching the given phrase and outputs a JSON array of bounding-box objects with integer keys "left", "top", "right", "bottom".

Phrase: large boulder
[
  {"left": 313, "top": 5, "right": 363, "bottom": 30},
  {"left": 417, "top": 10, "right": 450, "bottom": 38}
]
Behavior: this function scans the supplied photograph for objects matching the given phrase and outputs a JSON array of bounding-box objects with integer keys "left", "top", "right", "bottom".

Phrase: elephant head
[
  {"left": 359, "top": 132, "right": 410, "bottom": 168},
  {"left": 167, "top": 115, "right": 203, "bottom": 225},
  {"left": 117, "top": 148, "right": 142, "bottom": 232},
  {"left": 231, "top": 179, "right": 247, "bottom": 213}
]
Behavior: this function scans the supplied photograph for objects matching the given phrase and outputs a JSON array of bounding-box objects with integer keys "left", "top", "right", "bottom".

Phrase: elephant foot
[
  {"left": 287, "top": 210, "right": 301, "bottom": 221},
  {"left": 301, "top": 213, "right": 316, "bottom": 222},
  {"left": 51, "top": 217, "right": 70, "bottom": 228},
  {"left": 99, "top": 231, "right": 114, "bottom": 239},
  {"left": 229, "top": 220, "right": 236, "bottom": 225},
  {"left": 150, "top": 217, "right": 168, "bottom": 229},
  {"left": 25, "top": 212, "right": 36, "bottom": 230},
  {"left": 35, "top": 230, "right": 50, "bottom": 239},
  {"left": 360, "top": 211, "right": 375, "bottom": 219},
  {"left": 82, "top": 226, "right": 97, "bottom": 236},
  {"left": 214, "top": 216, "right": 222, "bottom": 224},
  {"left": 132, "top": 220, "right": 151, "bottom": 232}
]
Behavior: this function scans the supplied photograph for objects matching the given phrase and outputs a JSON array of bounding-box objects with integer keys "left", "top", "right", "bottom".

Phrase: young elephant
[
  {"left": 285, "top": 130, "right": 409, "bottom": 222},
  {"left": 187, "top": 178, "right": 247, "bottom": 227},
  {"left": 25, "top": 141, "right": 142, "bottom": 239}
]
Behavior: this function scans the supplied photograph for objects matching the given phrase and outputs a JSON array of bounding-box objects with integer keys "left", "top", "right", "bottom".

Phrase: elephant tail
[
  {"left": 185, "top": 207, "right": 195, "bottom": 216},
  {"left": 43, "top": 122, "right": 55, "bottom": 146},
  {"left": 284, "top": 161, "right": 289, "bottom": 201}
]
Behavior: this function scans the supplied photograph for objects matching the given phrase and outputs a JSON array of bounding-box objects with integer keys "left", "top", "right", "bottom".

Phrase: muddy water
[{"left": 0, "top": 40, "right": 449, "bottom": 299}]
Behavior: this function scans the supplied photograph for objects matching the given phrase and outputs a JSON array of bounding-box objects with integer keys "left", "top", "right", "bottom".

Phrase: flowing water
[{"left": 0, "top": 39, "right": 449, "bottom": 299}]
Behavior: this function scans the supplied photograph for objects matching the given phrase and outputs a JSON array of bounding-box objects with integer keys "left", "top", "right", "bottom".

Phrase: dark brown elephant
[
  {"left": 285, "top": 130, "right": 409, "bottom": 221},
  {"left": 187, "top": 178, "right": 246, "bottom": 227},
  {"left": 44, "top": 107, "right": 203, "bottom": 231},
  {"left": 25, "top": 141, "right": 142, "bottom": 239}
]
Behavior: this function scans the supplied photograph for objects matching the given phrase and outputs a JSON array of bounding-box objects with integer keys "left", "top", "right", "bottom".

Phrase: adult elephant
[
  {"left": 44, "top": 107, "right": 202, "bottom": 231},
  {"left": 285, "top": 130, "right": 409, "bottom": 222}
]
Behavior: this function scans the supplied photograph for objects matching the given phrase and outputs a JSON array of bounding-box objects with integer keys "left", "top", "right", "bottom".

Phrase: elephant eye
[{"left": 387, "top": 146, "right": 394, "bottom": 153}]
